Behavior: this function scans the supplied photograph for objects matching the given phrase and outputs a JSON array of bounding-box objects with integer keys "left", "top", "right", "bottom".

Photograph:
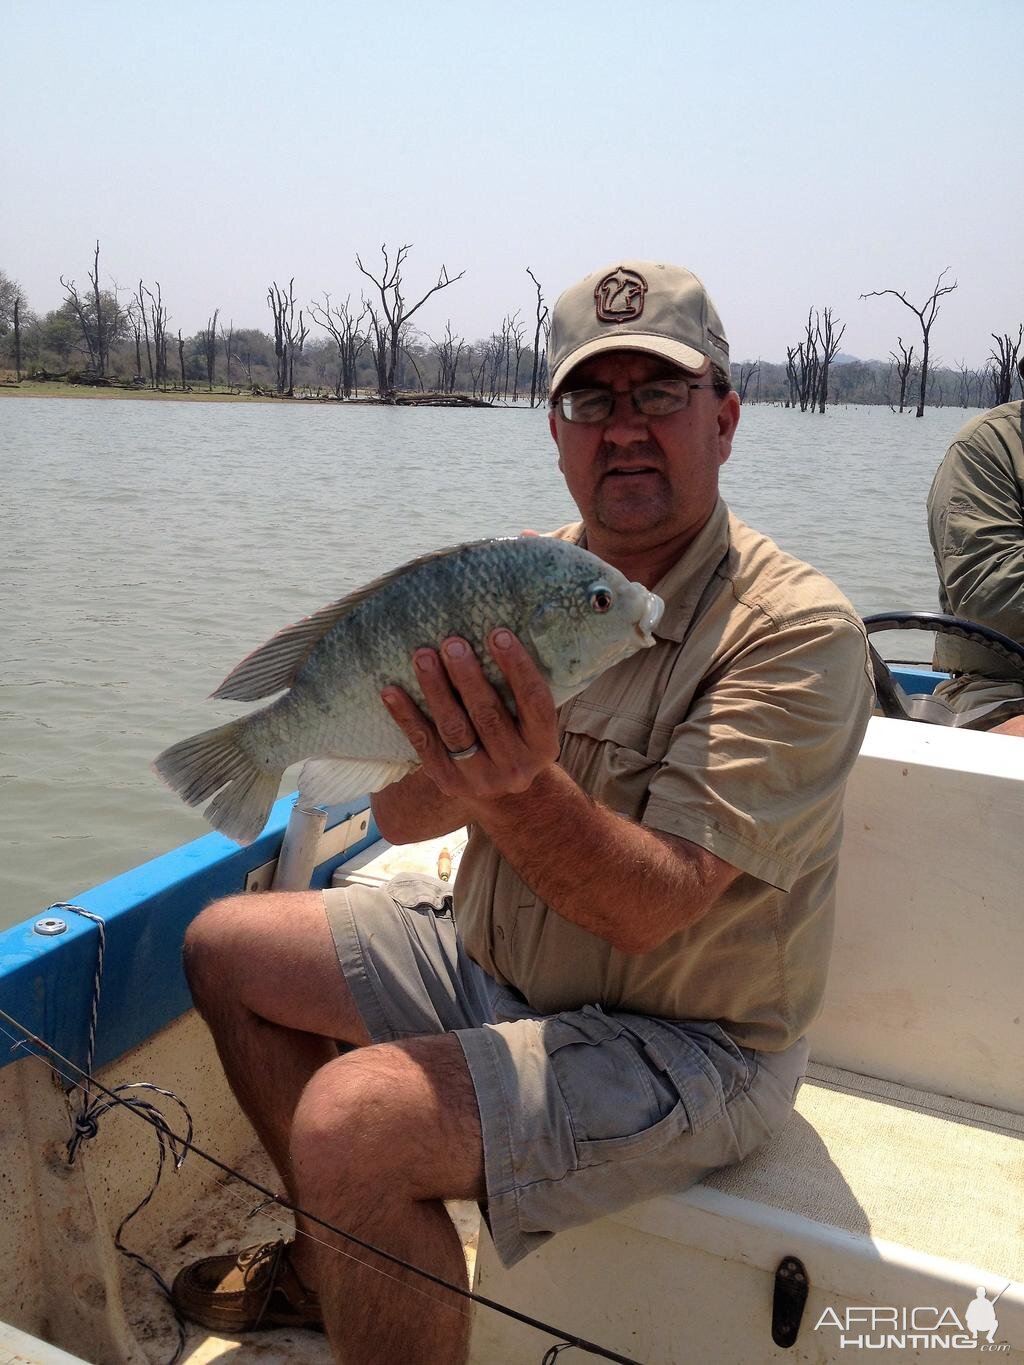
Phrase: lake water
[{"left": 0, "top": 396, "right": 973, "bottom": 929}]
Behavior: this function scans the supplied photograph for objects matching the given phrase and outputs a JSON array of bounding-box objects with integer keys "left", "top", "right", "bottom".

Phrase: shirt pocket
[{"left": 559, "top": 703, "right": 669, "bottom": 818}]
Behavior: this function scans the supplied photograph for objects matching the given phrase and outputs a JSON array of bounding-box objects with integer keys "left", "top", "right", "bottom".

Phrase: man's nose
[{"left": 601, "top": 392, "right": 650, "bottom": 444}]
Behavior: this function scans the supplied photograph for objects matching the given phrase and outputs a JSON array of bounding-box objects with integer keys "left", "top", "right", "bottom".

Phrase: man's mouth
[{"left": 604, "top": 464, "right": 660, "bottom": 479}]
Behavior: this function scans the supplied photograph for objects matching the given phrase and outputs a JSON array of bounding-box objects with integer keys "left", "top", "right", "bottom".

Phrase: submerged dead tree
[
  {"left": 861, "top": 269, "right": 958, "bottom": 417},
  {"left": 889, "top": 338, "right": 915, "bottom": 413},
  {"left": 527, "top": 268, "right": 549, "bottom": 407},
  {"left": 815, "top": 308, "right": 846, "bottom": 412},
  {"left": 737, "top": 361, "right": 759, "bottom": 402},
  {"left": 988, "top": 327, "right": 1023, "bottom": 405},
  {"left": 356, "top": 244, "right": 464, "bottom": 399}
]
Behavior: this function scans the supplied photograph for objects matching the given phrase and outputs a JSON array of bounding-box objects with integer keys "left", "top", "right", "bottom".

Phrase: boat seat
[
  {"left": 706, "top": 1061, "right": 1023, "bottom": 1282},
  {"left": 470, "top": 1064, "right": 1024, "bottom": 1362}
]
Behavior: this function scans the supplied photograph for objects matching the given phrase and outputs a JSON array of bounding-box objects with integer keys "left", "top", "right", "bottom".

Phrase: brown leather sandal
[{"left": 171, "top": 1239, "right": 324, "bottom": 1333}]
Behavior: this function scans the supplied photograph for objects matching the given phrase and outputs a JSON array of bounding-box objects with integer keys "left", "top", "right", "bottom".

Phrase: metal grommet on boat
[{"left": 33, "top": 917, "right": 69, "bottom": 936}]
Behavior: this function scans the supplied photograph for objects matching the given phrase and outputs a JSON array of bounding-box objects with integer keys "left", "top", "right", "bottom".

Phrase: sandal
[{"left": 171, "top": 1239, "right": 324, "bottom": 1333}]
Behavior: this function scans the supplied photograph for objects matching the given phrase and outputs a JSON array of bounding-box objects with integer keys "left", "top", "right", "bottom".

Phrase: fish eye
[{"left": 589, "top": 584, "right": 614, "bottom": 613}]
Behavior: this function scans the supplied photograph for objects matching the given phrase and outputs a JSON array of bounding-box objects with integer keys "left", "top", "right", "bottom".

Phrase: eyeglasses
[{"left": 553, "top": 378, "right": 715, "bottom": 424}]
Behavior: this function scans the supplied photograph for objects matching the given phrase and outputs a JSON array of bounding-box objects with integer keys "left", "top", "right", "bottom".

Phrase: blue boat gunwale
[
  {"left": 0, "top": 793, "right": 379, "bottom": 1077},
  {"left": 0, "top": 666, "right": 945, "bottom": 1079}
]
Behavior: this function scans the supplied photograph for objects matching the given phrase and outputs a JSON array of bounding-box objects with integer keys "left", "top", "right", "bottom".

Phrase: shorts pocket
[
  {"left": 542, "top": 1009, "right": 689, "bottom": 1170},
  {"left": 623, "top": 1018, "right": 755, "bottom": 1132}
]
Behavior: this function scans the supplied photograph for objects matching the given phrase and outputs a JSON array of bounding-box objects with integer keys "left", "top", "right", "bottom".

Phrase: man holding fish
[{"left": 169, "top": 261, "right": 875, "bottom": 1362}]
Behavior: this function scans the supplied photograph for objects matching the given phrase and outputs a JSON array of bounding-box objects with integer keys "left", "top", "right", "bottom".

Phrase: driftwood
[
  {"left": 68, "top": 372, "right": 117, "bottom": 386},
  {"left": 348, "top": 392, "right": 493, "bottom": 408},
  {"left": 394, "top": 393, "right": 493, "bottom": 407}
]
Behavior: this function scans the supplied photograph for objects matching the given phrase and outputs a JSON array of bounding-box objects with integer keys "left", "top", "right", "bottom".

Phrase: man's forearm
[
  {"left": 466, "top": 765, "right": 733, "bottom": 953},
  {"left": 372, "top": 769, "right": 472, "bottom": 844}
]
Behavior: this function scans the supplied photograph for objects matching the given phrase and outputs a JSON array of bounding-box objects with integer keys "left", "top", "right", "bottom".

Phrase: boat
[{"left": 1, "top": 627, "right": 1022, "bottom": 1363}]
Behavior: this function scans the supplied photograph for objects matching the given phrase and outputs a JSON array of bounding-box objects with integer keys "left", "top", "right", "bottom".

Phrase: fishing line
[{"left": 0, "top": 1006, "right": 640, "bottom": 1365}]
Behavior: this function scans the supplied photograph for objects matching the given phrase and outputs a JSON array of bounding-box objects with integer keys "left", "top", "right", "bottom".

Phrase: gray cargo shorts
[{"left": 323, "top": 873, "right": 808, "bottom": 1268}]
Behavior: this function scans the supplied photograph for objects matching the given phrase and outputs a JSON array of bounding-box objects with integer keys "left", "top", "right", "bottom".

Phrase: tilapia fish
[{"left": 153, "top": 536, "right": 664, "bottom": 844}]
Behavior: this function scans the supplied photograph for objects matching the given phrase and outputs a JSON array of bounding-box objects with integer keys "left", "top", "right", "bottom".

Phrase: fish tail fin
[{"left": 152, "top": 719, "right": 281, "bottom": 845}]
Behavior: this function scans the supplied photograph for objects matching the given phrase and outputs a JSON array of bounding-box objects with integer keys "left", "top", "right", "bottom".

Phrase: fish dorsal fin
[{"left": 211, "top": 539, "right": 510, "bottom": 701}]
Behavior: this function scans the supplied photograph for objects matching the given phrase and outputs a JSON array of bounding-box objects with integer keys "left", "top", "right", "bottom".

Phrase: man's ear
[
  {"left": 717, "top": 391, "right": 741, "bottom": 467},
  {"left": 548, "top": 407, "right": 564, "bottom": 472}
]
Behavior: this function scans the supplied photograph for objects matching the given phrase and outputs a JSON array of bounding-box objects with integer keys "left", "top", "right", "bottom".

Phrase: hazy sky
[{"left": 4, "top": 0, "right": 1021, "bottom": 366}]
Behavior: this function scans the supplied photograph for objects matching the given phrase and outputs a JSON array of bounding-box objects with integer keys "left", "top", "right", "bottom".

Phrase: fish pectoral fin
[{"left": 298, "top": 756, "right": 416, "bottom": 806}]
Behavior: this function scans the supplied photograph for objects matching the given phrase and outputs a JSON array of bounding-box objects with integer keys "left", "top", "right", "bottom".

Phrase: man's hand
[{"left": 381, "top": 629, "right": 560, "bottom": 803}]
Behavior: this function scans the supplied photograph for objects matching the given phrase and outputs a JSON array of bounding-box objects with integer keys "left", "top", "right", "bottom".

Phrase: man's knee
[
  {"left": 291, "top": 1051, "right": 395, "bottom": 1192},
  {"left": 290, "top": 1040, "right": 484, "bottom": 1202},
  {"left": 182, "top": 895, "right": 250, "bottom": 1006}
]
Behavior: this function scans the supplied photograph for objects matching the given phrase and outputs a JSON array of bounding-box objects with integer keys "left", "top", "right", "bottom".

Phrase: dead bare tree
[
  {"left": 362, "top": 300, "right": 389, "bottom": 397},
  {"left": 509, "top": 312, "right": 526, "bottom": 401},
  {"left": 815, "top": 308, "right": 846, "bottom": 412},
  {"left": 429, "top": 320, "right": 465, "bottom": 394},
  {"left": 888, "top": 338, "right": 915, "bottom": 413},
  {"left": 220, "top": 319, "right": 234, "bottom": 388},
  {"left": 267, "top": 279, "right": 308, "bottom": 396},
  {"left": 526, "top": 268, "right": 549, "bottom": 408},
  {"left": 309, "top": 294, "right": 367, "bottom": 398},
  {"left": 200, "top": 309, "right": 218, "bottom": 390},
  {"left": 135, "top": 281, "right": 154, "bottom": 387},
  {"left": 177, "top": 329, "right": 187, "bottom": 390},
  {"left": 60, "top": 242, "right": 106, "bottom": 373},
  {"left": 861, "top": 268, "right": 958, "bottom": 417},
  {"left": 785, "top": 313, "right": 820, "bottom": 413},
  {"left": 125, "top": 298, "right": 143, "bottom": 380},
  {"left": 467, "top": 344, "right": 488, "bottom": 401},
  {"left": 737, "top": 361, "right": 759, "bottom": 403},
  {"left": 233, "top": 342, "right": 256, "bottom": 389},
  {"left": 785, "top": 347, "right": 799, "bottom": 408},
  {"left": 953, "top": 359, "right": 971, "bottom": 409},
  {"left": 141, "top": 282, "right": 169, "bottom": 388},
  {"left": 1, "top": 277, "right": 29, "bottom": 380},
  {"left": 356, "top": 244, "right": 464, "bottom": 399},
  {"left": 401, "top": 344, "right": 426, "bottom": 391},
  {"left": 988, "top": 327, "right": 1023, "bottom": 405}
]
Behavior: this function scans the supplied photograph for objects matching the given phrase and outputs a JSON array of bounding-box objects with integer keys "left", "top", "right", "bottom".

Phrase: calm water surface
[{"left": 0, "top": 396, "right": 973, "bottom": 928}]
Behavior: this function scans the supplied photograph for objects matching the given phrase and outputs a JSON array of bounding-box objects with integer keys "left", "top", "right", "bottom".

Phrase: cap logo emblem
[{"left": 594, "top": 268, "right": 647, "bottom": 324}]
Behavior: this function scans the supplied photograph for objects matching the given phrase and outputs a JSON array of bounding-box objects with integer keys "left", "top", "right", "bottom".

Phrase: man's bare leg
[
  {"left": 183, "top": 890, "right": 373, "bottom": 1276},
  {"left": 290, "top": 1034, "right": 485, "bottom": 1365}
]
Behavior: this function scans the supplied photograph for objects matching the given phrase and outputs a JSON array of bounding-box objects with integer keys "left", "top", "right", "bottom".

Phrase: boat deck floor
[{"left": 131, "top": 1145, "right": 480, "bottom": 1364}]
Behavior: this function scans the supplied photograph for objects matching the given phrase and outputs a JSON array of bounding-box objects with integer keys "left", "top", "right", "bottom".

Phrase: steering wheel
[{"left": 863, "top": 612, "right": 1024, "bottom": 728}]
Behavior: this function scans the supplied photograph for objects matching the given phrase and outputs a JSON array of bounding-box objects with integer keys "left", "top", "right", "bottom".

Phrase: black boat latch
[{"left": 771, "top": 1255, "right": 809, "bottom": 1348}]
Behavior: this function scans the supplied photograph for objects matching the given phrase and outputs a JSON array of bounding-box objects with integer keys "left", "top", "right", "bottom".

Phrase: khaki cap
[{"left": 548, "top": 260, "right": 730, "bottom": 396}]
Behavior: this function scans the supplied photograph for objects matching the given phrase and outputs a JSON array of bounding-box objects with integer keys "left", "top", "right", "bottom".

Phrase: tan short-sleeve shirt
[{"left": 455, "top": 500, "right": 875, "bottom": 1052}]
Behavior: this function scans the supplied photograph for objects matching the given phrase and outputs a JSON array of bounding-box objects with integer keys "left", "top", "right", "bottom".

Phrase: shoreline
[
  {"left": 0, "top": 381, "right": 502, "bottom": 407},
  {"left": 0, "top": 380, "right": 335, "bottom": 404}
]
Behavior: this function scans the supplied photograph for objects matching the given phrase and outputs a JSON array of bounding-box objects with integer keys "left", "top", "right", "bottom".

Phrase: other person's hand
[
  {"left": 990, "top": 715, "right": 1024, "bottom": 738},
  {"left": 381, "top": 630, "right": 559, "bottom": 802}
]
